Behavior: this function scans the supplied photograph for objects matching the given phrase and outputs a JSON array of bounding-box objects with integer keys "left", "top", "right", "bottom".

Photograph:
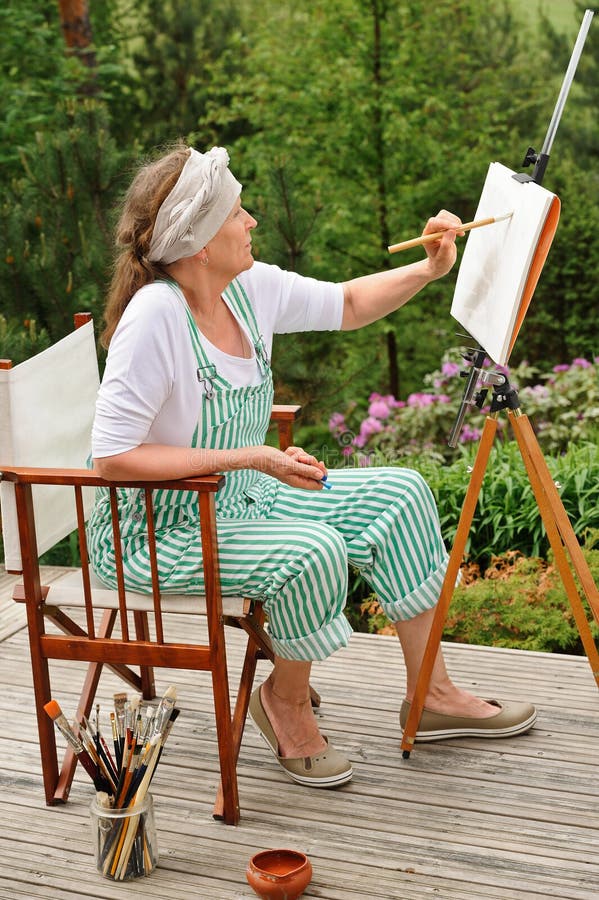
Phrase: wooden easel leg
[
  {"left": 510, "top": 412, "right": 599, "bottom": 687},
  {"left": 400, "top": 415, "right": 499, "bottom": 756}
]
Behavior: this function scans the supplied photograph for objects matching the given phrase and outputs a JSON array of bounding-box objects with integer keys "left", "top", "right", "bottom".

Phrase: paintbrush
[
  {"left": 44, "top": 700, "right": 111, "bottom": 792},
  {"left": 79, "top": 718, "right": 118, "bottom": 790},
  {"left": 387, "top": 212, "right": 513, "bottom": 253},
  {"left": 123, "top": 708, "right": 181, "bottom": 806},
  {"left": 113, "top": 738, "right": 163, "bottom": 880},
  {"left": 114, "top": 704, "right": 181, "bottom": 878},
  {"left": 152, "top": 685, "right": 177, "bottom": 738},
  {"left": 113, "top": 691, "right": 128, "bottom": 764}
]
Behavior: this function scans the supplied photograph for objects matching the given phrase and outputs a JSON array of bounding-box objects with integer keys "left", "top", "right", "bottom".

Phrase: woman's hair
[{"left": 100, "top": 142, "right": 190, "bottom": 348}]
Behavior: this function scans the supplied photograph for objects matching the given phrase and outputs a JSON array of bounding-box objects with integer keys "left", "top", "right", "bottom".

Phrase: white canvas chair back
[{"left": 0, "top": 320, "right": 99, "bottom": 571}]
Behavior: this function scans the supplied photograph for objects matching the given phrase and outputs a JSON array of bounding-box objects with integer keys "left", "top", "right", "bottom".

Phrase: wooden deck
[{"left": 1, "top": 566, "right": 599, "bottom": 900}]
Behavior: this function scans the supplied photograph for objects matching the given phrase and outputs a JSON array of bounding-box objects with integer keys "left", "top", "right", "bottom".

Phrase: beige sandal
[
  {"left": 249, "top": 686, "right": 353, "bottom": 788},
  {"left": 400, "top": 698, "right": 537, "bottom": 741}
]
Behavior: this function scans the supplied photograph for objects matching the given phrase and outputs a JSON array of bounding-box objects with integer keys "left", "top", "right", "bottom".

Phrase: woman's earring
[{"left": 200, "top": 252, "right": 209, "bottom": 266}]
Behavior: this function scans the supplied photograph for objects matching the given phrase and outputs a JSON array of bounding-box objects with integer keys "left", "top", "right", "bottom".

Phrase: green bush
[
  {"left": 0, "top": 315, "right": 51, "bottom": 365},
  {"left": 417, "top": 440, "right": 599, "bottom": 566},
  {"left": 328, "top": 354, "right": 599, "bottom": 463},
  {"left": 356, "top": 541, "right": 599, "bottom": 654},
  {"left": 443, "top": 545, "right": 599, "bottom": 654}
]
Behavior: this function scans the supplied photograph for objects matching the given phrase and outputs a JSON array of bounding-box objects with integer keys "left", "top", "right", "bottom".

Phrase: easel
[{"left": 401, "top": 9, "right": 598, "bottom": 757}]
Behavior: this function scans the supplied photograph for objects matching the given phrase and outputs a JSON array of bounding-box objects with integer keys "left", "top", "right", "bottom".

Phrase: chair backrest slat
[
  {"left": 108, "top": 486, "right": 129, "bottom": 642},
  {"left": 144, "top": 489, "right": 165, "bottom": 644},
  {"left": 75, "top": 484, "right": 95, "bottom": 640}
]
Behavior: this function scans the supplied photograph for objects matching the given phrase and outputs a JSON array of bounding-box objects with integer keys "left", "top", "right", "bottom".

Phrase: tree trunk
[
  {"left": 371, "top": 2, "right": 398, "bottom": 395},
  {"left": 57, "top": 0, "right": 97, "bottom": 76}
]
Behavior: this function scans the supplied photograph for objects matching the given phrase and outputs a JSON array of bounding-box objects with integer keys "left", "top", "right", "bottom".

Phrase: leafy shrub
[
  {"left": 417, "top": 440, "right": 599, "bottom": 566},
  {"left": 357, "top": 541, "right": 599, "bottom": 654},
  {"left": 329, "top": 352, "right": 599, "bottom": 463},
  {"left": 444, "top": 545, "right": 599, "bottom": 653},
  {"left": 0, "top": 315, "right": 51, "bottom": 365}
]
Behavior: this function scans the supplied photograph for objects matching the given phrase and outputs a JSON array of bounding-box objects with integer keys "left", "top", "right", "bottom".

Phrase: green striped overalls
[{"left": 88, "top": 279, "right": 449, "bottom": 661}]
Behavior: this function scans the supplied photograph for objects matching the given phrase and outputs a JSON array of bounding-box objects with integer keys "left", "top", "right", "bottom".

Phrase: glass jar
[{"left": 89, "top": 793, "right": 158, "bottom": 881}]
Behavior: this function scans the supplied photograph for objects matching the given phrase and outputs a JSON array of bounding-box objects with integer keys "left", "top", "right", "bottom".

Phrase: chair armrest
[
  {"left": 269, "top": 404, "right": 302, "bottom": 451},
  {"left": 270, "top": 404, "right": 302, "bottom": 423},
  {"left": 0, "top": 466, "right": 225, "bottom": 492}
]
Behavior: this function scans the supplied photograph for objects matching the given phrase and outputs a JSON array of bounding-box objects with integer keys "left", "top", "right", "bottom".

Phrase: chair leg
[
  {"left": 213, "top": 605, "right": 267, "bottom": 820},
  {"left": 26, "top": 603, "right": 60, "bottom": 806},
  {"left": 206, "top": 593, "right": 240, "bottom": 825},
  {"left": 133, "top": 611, "right": 156, "bottom": 700}
]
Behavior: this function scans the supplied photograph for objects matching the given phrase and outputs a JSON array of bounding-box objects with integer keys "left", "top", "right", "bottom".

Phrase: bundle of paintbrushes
[{"left": 44, "top": 686, "right": 180, "bottom": 880}]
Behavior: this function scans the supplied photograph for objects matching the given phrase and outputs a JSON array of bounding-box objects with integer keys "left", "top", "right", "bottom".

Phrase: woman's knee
[{"left": 297, "top": 523, "right": 348, "bottom": 584}]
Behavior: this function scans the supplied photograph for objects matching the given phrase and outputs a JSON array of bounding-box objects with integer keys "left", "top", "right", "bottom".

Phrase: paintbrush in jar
[{"left": 44, "top": 700, "right": 112, "bottom": 793}]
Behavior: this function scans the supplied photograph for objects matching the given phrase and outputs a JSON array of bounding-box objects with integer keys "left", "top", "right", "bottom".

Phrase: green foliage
[
  {"left": 0, "top": 100, "right": 133, "bottom": 339},
  {"left": 0, "top": 1, "right": 83, "bottom": 176},
  {"left": 356, "top": 541, "right": 599, "bottom": 653},
  {"left": 420, "top": 440, "right": 599, "bottom": 565},
  {"left": 0, "top": 316, "right": 51, "bottom": 365},
  {"left": 328, "top": 355, "right": 599, "bottom": 466},
  {"left": 444, "top": 544, "right": 599, "bottom": 654}
]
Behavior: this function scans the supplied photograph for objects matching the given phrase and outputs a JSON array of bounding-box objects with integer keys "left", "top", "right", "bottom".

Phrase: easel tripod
[
  {"left": 401, "top": 6, "right": 597, "bottom": 757},
  {"left": 401, "top": 364, "right": 599, "bottom": 757}
]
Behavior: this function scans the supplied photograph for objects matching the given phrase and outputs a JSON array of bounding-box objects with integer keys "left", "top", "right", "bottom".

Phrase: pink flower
[
  {"left": 459, "top": 425, "right": 482, "bottom": 443},
  {"left": 358, "top": 416, "right": 383, "bottom": 440},
  {"left": 368, "top": 398, "right": 391, "bottom": 419},
  {"left": 572, "top": 357, "right": 591, "bottom": 368},
  {"left": 552, "top": 364, "right": 570, "bottom": 373},
  {"left": 407, "top": 392, "right": 435, "bottom": 407},
  {"left": 441, "top": 361, "right": 460, "bottom": 377}
]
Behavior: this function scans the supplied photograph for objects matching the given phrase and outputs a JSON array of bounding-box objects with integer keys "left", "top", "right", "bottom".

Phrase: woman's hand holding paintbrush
[{"left": 388, "top": 212, "right": 513, "bottom": 254}]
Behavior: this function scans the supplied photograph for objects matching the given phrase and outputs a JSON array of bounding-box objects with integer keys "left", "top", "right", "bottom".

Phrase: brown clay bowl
[{"left": 246, "top": 848, "right": 313, "bottom": 899}]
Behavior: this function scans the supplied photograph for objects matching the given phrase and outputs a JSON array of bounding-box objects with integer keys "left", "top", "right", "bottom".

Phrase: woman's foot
[
  {"left": 259, "top": 676, "right": 327, "bottom": 758},
  {"left": 249, "top": 685, "right": 353, "bottom": 787},
  {"left": 400, "top": 697, "right": 537, "bottom": 741},
  {"left": 417, "top": 683, "right": 503, "bottom": 719}
]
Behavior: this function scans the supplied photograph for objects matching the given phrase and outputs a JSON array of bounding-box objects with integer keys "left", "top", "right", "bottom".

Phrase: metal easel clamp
[{"left": 489, "top": 378, "right": 521, "bottom": 414}]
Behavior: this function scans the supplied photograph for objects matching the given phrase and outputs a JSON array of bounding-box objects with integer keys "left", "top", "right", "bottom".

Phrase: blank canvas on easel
[{"left": 451, "top": 162, "right": 558, "bottom": 365}]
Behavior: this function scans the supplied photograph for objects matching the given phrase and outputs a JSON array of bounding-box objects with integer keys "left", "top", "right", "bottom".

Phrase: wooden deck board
[{"left": 1, "top": 566, "right": 599, "bottom": 899}]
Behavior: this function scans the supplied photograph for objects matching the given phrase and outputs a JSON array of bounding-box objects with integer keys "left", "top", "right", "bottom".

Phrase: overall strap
[
  {"left": 224, "top": 278, "right": 270, "bottom": 373},
  {"left": 159, "top": 278, "right": 219, "bottom": 394}
]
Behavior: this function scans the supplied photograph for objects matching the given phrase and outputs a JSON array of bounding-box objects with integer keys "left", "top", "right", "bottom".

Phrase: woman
[{"left": 89, "top": 143, "right": 536, "bottom": 789}]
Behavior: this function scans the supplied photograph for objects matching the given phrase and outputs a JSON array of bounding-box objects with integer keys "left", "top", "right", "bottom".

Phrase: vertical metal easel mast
[{"left": 519, "top": 8, "right": 594, "bottom": 185}]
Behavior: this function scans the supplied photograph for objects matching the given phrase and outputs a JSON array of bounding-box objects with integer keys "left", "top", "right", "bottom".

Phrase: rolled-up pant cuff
[{"left": 267, "top": 612, "right": 353, "bottom": 661}]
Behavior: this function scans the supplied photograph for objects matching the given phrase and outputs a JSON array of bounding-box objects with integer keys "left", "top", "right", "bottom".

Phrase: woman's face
[{"left": 206, "top": 197, "right": 257, "bottom": 277}]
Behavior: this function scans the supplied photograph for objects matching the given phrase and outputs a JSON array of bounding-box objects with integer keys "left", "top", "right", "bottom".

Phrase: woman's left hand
[
  {"left": 422, "top": 210, "right": 464, "bottom": 279},
  {"left": 284, "top": 446, "right": 327, "bottom": 480}
]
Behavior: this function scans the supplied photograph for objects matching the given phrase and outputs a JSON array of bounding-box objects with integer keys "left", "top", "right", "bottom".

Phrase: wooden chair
[{"left": 0, "top": 313, "right": 304, "bottom": 825}]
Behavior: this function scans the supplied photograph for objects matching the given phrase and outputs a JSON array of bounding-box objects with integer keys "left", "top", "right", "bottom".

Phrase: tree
[
  {"left": 0, "top": 100, "right": 133, "bottom": 337},
  {"left": 57, "top": 0, "right": 97, "bottom": 73},
  {"left": 209, "top": 0, "right": 548, "bottom": 413}
]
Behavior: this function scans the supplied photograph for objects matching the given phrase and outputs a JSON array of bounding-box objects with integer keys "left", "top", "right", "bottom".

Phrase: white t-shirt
[{"left": 92, "top": 261, "right": 344, "bottom": 458}]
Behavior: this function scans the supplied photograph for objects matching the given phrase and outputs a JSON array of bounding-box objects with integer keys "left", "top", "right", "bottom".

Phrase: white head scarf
[{"left": 148, "top": 146, "right": 242, "bottom": 265}]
